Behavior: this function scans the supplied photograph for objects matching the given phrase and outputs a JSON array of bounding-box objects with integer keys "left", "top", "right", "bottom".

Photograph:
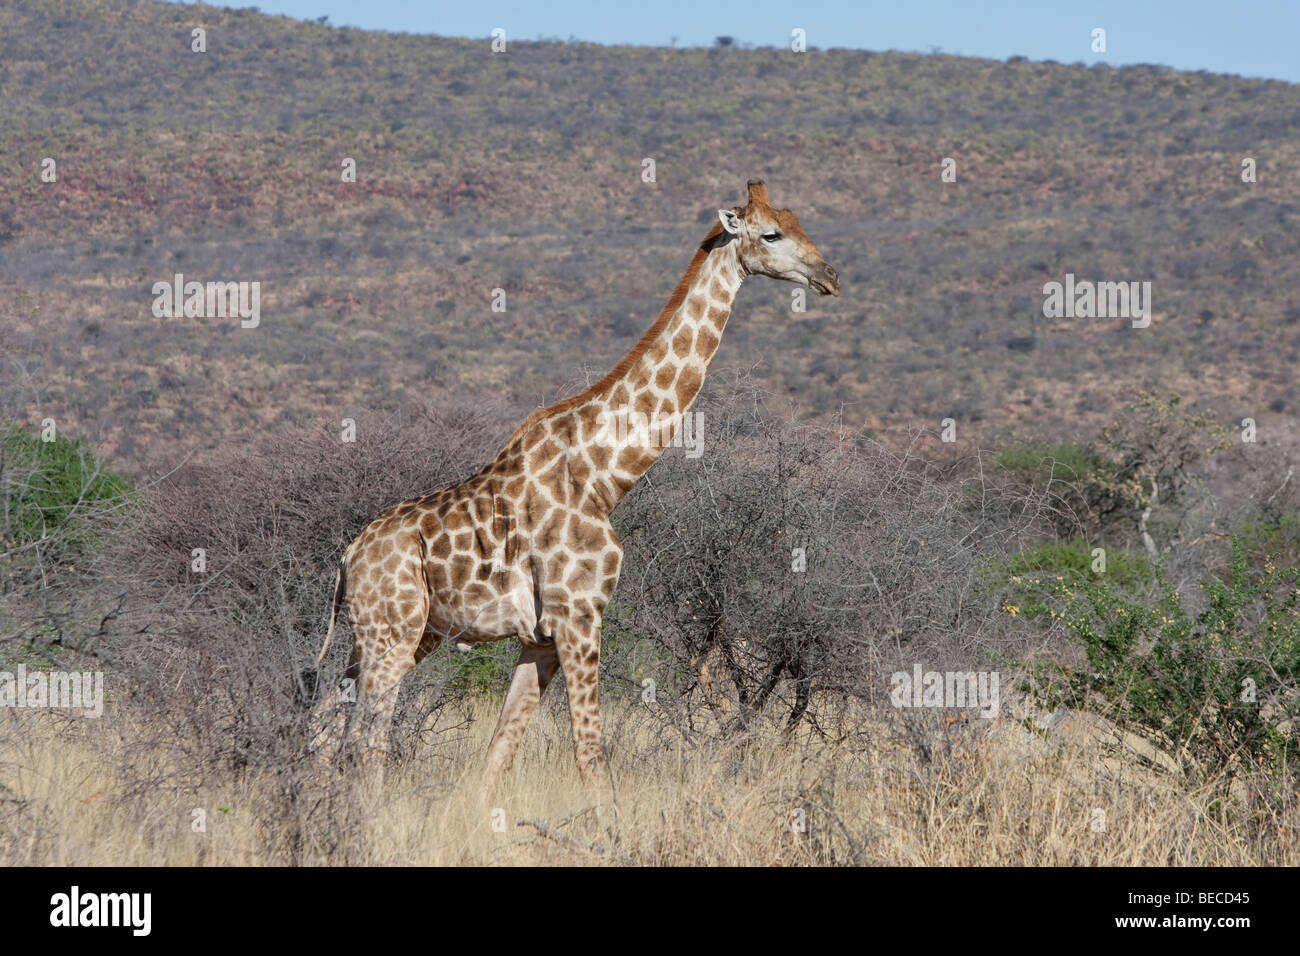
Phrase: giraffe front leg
[
  {"left": 358, "top": 673, "right": 403, "bottom": 757},
  {"left": 483, "top": 642, "right": 560, "bottom": 788},
  {"left": 555, "top": 614, "right": 617, "bottom": 809}
]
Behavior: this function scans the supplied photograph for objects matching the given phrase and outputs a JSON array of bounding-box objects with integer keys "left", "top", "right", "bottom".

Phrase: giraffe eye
[{"left": 762, "top": 232, "right": 782, "bottom": 243}]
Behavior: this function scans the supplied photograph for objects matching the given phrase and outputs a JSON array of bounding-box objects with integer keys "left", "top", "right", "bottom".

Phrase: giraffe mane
[{"left": 503, "top": 220, "right": 728, "bottom": 446}]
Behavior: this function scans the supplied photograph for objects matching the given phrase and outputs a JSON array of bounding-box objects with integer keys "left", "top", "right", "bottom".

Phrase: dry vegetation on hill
[{"left": 2, "top": 0, "right": 1298, "bottom": 465}]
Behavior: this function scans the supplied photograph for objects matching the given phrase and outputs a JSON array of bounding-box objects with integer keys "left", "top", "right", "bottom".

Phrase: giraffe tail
[
  {"left": 316, "top": 563, "right": 347, "bottom": 666},
  {"left": 297, "top": 564, "right": 346, "bottom": 707}
]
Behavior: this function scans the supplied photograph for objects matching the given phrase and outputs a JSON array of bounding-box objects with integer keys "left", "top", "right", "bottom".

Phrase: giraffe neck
[{"left": 584, "top": 231, "right": 745, "bottom": 509}]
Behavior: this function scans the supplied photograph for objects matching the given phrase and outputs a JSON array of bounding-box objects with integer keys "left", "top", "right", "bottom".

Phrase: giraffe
[{"left": 308, "top": 180, "right": 839, "bottom": 796}]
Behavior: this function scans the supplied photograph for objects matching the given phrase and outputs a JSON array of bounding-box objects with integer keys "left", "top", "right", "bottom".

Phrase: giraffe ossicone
[{"left": 308, "top": 180, "right": 840, "bottom": 793}]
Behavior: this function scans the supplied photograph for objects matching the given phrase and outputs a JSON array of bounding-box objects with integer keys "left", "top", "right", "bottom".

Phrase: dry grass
[{"left": 2, "top": 692, "right": 1294, "bottom": 866}]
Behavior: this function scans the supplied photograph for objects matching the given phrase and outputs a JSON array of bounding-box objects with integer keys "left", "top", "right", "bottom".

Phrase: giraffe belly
[{"left": 425, "top": 582, "right": 537, "bottom": 647}]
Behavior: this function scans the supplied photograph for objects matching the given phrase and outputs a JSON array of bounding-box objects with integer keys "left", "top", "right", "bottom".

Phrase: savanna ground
[
  {"left": 1, "top": 1, "right": 1298, "bottom": 866},
  {"left": 5, "top": 697, "right": 1292, "bottom": 866}
]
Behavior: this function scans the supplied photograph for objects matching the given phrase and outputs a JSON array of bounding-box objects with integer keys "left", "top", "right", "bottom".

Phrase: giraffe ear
[{"left": 717, "top": 209, "right": 743, "bottom": 235}]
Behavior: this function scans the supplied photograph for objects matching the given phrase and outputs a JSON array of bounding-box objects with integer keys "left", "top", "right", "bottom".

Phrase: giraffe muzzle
[{"left": 810, "top": 264, "right": 840, "bottom": 297}]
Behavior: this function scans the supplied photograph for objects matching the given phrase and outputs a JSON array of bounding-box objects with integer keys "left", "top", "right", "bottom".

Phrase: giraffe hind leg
[
  {"left": 308, "top": 641, "right": 360, "bottom": 766},
  {"left": 484, "top": 642, "right": 560, "bottom": 787},
  {"left": 341, "top": 579, "right": 428, "bottom": 775}
]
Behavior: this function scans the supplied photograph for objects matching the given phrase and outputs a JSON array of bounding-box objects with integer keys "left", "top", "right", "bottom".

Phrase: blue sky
[{"left": 186, "top": 0, "right": 1300, "bottom": 83}]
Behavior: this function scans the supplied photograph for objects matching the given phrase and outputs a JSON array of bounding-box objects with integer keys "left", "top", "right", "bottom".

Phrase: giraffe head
[{"left": 716, "top": 180, "right": 840, "bottom": 296}]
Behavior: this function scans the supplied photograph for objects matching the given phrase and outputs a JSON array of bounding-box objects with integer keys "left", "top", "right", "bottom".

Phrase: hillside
[{"left": 1, "top": 0, "right": 1299, "bottom": 470}]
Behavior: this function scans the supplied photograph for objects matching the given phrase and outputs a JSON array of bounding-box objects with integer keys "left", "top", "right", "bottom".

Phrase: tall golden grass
[{"left": 1, "top": 693, "right": 1294, "bottom": 866}]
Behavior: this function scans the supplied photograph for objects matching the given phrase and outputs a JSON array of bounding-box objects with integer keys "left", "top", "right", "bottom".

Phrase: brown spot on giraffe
[
  {"left": 671, "top": 326, "right": 694, "bottom": 357},
  {"left": 696, "top": 326, "right": 719, "bottom": 355},
  {"left": 675, "top": 367, "right": 703, "bottom": 406}
]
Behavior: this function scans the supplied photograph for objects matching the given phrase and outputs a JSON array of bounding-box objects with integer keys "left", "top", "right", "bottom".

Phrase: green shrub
[
  {"left": 1233, "top": 512, "right": 1300, "bottom": 571},
  {"left": 993, "top": 442, "right": 1107, "bottom": 481},
  {"left": 1017, "top": 538, "right": 1299, "bottom": 787},
  {"left": 1, "top": 423, "right": 132, "bottom": 552},
  {"left": 989, "top": 442, "right": 1119, "bottom": 540},
  {"left": 444, "top": 646, "right": 513, "bottom": 697},
  {"left": 992, "top": 539, "right": 1155, "bottom": 597}
]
